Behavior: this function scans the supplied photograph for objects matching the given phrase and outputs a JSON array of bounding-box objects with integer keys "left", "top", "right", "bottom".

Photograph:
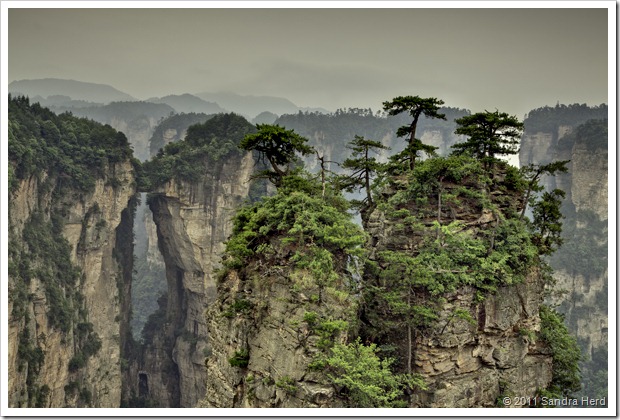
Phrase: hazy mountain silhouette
[
  {"left": 146, "top": 93, "right": 226, "bottom": 114},
  {"left": 195, "top": 91, "right": 328, "bottom": 119},
  {"left": 9, "top": 78, "right": 136, "bottom": 103}
]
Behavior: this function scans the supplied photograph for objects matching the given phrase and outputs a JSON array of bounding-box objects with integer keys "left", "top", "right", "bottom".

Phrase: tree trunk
[
  {"left": 364, "top": 147, "right": 372, "bottom": 207},
  {"left": 407, "top": 290, "right": 412, "bottom": 374}
]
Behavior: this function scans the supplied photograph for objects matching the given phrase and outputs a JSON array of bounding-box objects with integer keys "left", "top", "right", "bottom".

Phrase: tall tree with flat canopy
[
  {"left": 382, "top": 96, "right": 446, "bottom": 171},
  {"left": 240, "top": 124, "right": 314, "bottom": 187},
  {"left": 452, "top": 110, "right": 523, "bottom": 170}
]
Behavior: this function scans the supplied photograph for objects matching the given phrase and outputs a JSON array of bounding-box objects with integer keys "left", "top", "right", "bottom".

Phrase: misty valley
[{"left": 7, "top": 79, "right": 608, "bottom": 409}]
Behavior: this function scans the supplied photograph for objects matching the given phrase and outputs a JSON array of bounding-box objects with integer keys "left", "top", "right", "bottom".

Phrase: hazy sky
[{"left": 7, "top": 5, "right": 610, "bottom": 117}]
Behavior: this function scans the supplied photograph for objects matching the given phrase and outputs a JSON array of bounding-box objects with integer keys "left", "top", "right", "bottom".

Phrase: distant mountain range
[
  {"left": 9, "top": 78, "right": 136, "bottom": 103},
  {"left": 8, "top": 78, "right": 329, "bottom": 118},
  {"left": 146, "top": 94, "right": 225, "bottom": 115}
]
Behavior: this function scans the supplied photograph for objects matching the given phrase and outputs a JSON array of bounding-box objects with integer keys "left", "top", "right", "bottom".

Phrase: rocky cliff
[
  {"left": 519, "top": 107, "right": 608, "bottom": 401},
  {"left": 8, "top": 163, "right": 136, "bottom": 407},
  {"left": 133, "top": 113, "right": 259, "bottom": 407},
  {"left": 200, "top": 179, "right": 365, "bottom": 408},
  {"left": 202, "top": 265, "right": 352, "bottom": 408},
  {"left": 361, "top": 158, "right": 555, "bottom": 407},
  {"left": 8, "top": 96, "right": 138, "bottom": 408},
  {"left": 198, "top": 144, "right": 571, "bottom": 407}
]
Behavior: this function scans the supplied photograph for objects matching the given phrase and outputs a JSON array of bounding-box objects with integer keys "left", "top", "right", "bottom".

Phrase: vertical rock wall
[
  {"left": 519, "top": 118, "right": 608, "bottom": 399},
  {"left": 138, "top": 151, "right": 255, "bottom": 407},
  {"left": 8, "top": 161, "right": 136, "bottom": 407},
  {"left": 364, "top": 176, "right": 554, "bottom": 407}
]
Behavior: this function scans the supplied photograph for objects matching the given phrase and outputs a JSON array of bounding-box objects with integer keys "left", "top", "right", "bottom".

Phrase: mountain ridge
[{"left": 9, "top": 78, "right": 136, "bottom": 104}]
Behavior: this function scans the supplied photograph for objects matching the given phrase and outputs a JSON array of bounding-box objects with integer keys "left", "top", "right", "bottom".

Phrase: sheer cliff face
[
  {"left": 8, "top": 161, "right": 136, "bottom": 408},
  {"left": 519, "top": 125, "right": 607, "bottom": 220},
  {"left": 108, "top": 116, "right": 160, "bottom": 162},
  {"left": 519, "top": 118, "right": 608, "bottom": 397},
  {"left": 141, "top": 152, "right": 256, "bottom": 407},
  {"left": 569, "top": 141, "right": 607, "bottom": 220},
  {"left": 363, "top": 170, "right": 553, "bottom": 408},
  {"left": 406, "top": 280, "right": 552, "bottom": 407},
  {"left": 202, "top": 268, "right": 350, "bottom": 408}
]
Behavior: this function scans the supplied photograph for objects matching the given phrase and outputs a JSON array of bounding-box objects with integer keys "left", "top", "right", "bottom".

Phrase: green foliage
[
  {"left": 79, "top": 387, "right": 93, "bottom": 405},
  {"left": 20, "top": 211, "right": 79, "bottom": 332},
  {"left": 519, "top": 160, "right": 569, "bottom": 220},
  {"left": 366, "top": 214, "right": 538, "bottom": 338},
  {"left": 382, "top": 96, "right": 446, "bottom": 170},
  {"left": 8, "top": 95, "right": 134, "bottom": 195},
  {"left": 275, "top": 376, "right": 298, "bottom": 395},
  {"left": 361, "top": 153, "right": 543, "bottom": 369},
  {"left": 452, "top": 110, "right": 523, "bottom": 168},
  {"left": 148, "top": 112, "right": 215, "bottom": 157},
  {"left": 337, "top": 135, "right": 390, "bottom": 219},
  {"left": 539, "top": 305, "right": 581, "bottom": 398},
  {"left": 64, "top": 381, "right": 79, "bottom": 396},
  {"left": 301, "top": 312, "right": 349, "bottom": 350},
  {"left": 32, "top": 384, "right": 50, "bottom": 408},
  {"left": 17, "top": 324, "right": 45, "bottom": 404},
  {"left": 530, "top": 189, "right": 566, "bottom": 255},
  {"left": 518, "top": 328, "right": 537, "bottom": 342},
  {"left": 142, "top": 113, "right": 255, "bottom": 188},
  {"left": 324, "top": 338, "right": 426, "bottom": 407},
  {"left": 222, "top": 298, "right": 253, "bottom": 318},
  {"left": 229, "top": 349, "right": 250, "bottom": 368},
  {"left": 573, "top": 119, "right": 607, "bottom": 152},
  {"left": 73, "top": 322, "right": 102, "bottom": 365},
  {"left": 240, "top": 124, "right": 314, "bottom": 185},
  {"left": 223, "top": 175, "right": 366, "bottom": 290},
  {"left": 68, "top": 353, "right": 86, "bottom": 372},
  {"left": 399, "top": 154, "right": 489, "bottom": 213}
]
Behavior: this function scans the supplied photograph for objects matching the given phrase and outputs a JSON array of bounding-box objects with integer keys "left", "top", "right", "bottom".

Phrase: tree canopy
[
  {"left": 452, "top": 110, "right": 523, "bottom": 169},
  {"left": 142, "top": 113, "right": 255, "bottom": 189},
  {"left": 240, "top": 124, "right": 314, "bottom": 186},
  {"left": 337, "top": 135, "right": 389, "bottom": 222},
  {"left": 382, "top": 96, "right": 446, "bottom": 171}
]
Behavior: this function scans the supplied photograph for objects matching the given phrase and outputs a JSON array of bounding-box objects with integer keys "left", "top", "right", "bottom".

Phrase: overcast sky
[{"left": 7, "top": 5, "right": 610, "bottom": 117}]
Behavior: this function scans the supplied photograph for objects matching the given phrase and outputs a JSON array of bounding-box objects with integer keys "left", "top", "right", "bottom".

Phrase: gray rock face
[
  {"left": 139, "top": 152, "right": 255, "bottom": 407},
  {"left": 409, "top": 281, "right": 552, "bottom": 407},
  {"left": 570, "top": 143, "right": 607, "bottom": 220},
  {"left": 519, "top": 119, "right": 608, "bottom": 397},
  {"left": 363, "top": 166, "right": 554, "bottom": 408},
  {"left": 201, "top": 264, "right": 350, "bottom": 408},
  {"left": 8, "top": 161, "right": 136, "bottom": 407}
]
